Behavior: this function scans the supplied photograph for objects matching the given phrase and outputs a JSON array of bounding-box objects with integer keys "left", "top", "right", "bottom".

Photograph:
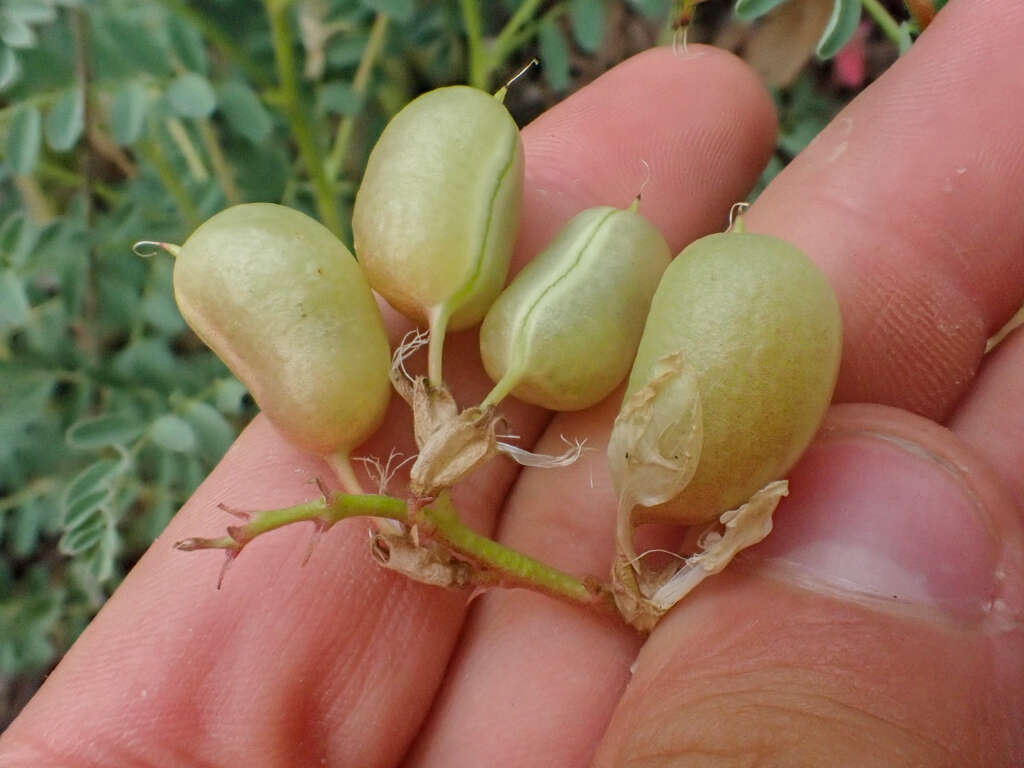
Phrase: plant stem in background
[
  {"left": 861, "top": 0, "right": 903, "bottom": 44},
  {"left": 460, "top": 0, "right": 547, "bottom": 91},
  {"left": 138, "top": 139, "right": 201, "bottom": 231},
  {"left": 265, "top": 0, "right": 342, "bottom": 236},
  {"left": 459, "top": 0, "right": 487, "bottom": 90},
  {"left": 325, "top": 12, "right": 389, "bottom": 183},
  {"left": 72, "top": 7, "right": 101, "bottom": 364},
  {"left": 164, "top": 118, "right": 209, "bottom": 182},
  {"left": 11, "top": 176, "right": 55, "bottom": 223},
  {"left": 197, "top": 118, "right": 242, "bottom": 205}
]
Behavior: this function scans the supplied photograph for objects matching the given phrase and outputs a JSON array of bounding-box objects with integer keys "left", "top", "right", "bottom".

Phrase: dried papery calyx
[
  {"left": 608, "top": 218, "right": 842, "bottom": 629},
  {"left": 479, "top": 202, "right": 672, "bottom": 411}
]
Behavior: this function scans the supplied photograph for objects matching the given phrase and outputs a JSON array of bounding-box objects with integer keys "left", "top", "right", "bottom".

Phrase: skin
[{"left": 2, "top": 1, "right": 1023, "bottom": 764}]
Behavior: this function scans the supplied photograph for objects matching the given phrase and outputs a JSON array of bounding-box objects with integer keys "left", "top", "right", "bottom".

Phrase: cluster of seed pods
[{"left": 165, "top": 81, "right": 842, "bottom": 629}]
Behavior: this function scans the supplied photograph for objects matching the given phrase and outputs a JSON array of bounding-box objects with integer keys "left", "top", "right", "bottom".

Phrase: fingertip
[{"left": 518, "top": 44, "right": 777, "bottom": 261}]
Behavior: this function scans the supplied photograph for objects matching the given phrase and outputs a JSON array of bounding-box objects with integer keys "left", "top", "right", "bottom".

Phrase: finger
[
  {"left": 0, "top": 46, "right": 776, "bottom": 768},
  {"left": 745, "top": 0, "right": 1024, "bottom": 421},
  {"left": 595, "top": 404, "right": 1024, "bottom": 765},
  {"left": 949, "top": 328, "right": 1024, "bottom": 501},
  {"left": 408, "top": 44, "right": 777, "bottom": 767}
]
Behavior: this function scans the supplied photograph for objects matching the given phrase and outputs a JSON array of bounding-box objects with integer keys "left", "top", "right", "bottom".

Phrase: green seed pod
[
  {"left": 173, "top": 203, "right": 392, "bottom": 457},
  {"left": 352, "top": 86, "right": 524, "bottom": 335},
  {"left": 479, "top": 205, "right": 671, "bottom": 411},
  {"left": 617, "top": 228, "right": 842, "bottom": 526}
]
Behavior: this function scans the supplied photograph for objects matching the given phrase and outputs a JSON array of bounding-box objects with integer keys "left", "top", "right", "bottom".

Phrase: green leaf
[
  {"left": 319, "top": 81, "right": 364, "bottom": 116},
  {"left": 66, "top": 413, "right": 145, "bottom": 450},
  {"left": 167, "top": 16, "right": 209, "bottom": 74},
  {"left": 0, "top": 270, "right": 30, "bottom": 330},
  {"left": 140, "top": 290, "right": 185, "bottom": 335},
  {"left": 5, "top": 1, "right": 58, "bottom": 25},
  {"left": 5, "top": 104, "right": 41, "bottom": 174},
  {"left": 626, "top": 0, "right": 670, "bottom": 19},
  {"left": 817, "top": 0, "right": 861, "bottom": 59},
  {"left": 181, "top": 400, "right": 235, "bottom": 462},
  {"left": 166, "top": 72, "right": 217, "bottom": 119},
  {"left": 9, "top": 498, "right": 42, "bottom": 559},
  {"left": 82, "top": 525, "right": 119, "bottom": 582},
  {"left": 0, "top": 11, "right": 36, "bottom": 49},
  {"left": 111, "top": 81, "right": 149, "bottom": 145},
  {"left": 59, "top": 507, "right": 109, "bottom": 554},
  {"left": 44, "top": 87, "right": 85, "bottom": 152},
  {"left": 538, "top": 18, "right": 571, "bottom": 93},
  {"left": 149, "top": 413, "right": 197, "bottom": 454},
  {"left": 214, "top": 377, "right": 248, "bottom": 415},
  {"left": 63, "top": 458, "right": 121, "bottom": 512},
  {"left": 218, "top": 81, "right": 272, "bottom": 143},
  {"left": 62, "top": 487, "right": 109, "bottom": 532},
  {"left": 734, "top": 0, "right": 789, "bottom": 21},
  {"left": 360, "top": 0, "right": 414, "bottom": 23},
  {"left": 0, "top": 45, "right": 20, "bottom": 91},
  {"left": 569, "top": 0, "right": 608, "bottom": 54}
]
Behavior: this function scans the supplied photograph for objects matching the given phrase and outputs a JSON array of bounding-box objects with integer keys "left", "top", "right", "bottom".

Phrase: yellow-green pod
[
  {"left": 622, "top": 229, "right": 842, "bottom": 525},
  {"left": 479, "top": 205, "right": 671, "bottom": 411},
  {"left": 352, "top": 86, "right": 524, "bottom": 337},
  {"left": 173, "top": 203, "right": 391, "bottom": 458}
]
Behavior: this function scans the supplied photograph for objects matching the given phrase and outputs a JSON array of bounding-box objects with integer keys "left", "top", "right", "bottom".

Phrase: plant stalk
[
  {"left": 325, "top": 12, "right": 390, "bottom": 183},
  {"left": 861, "top": 0, "right": 903, "bottom": 45},
  {"left": 421, "top": 493, "right": 615, "bottom": 614},
  {"left": 265, "top": 0, "right": 342, "bottom": 235}
]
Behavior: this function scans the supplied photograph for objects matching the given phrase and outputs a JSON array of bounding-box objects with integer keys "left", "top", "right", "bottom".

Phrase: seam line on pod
[
  {"left": 508, "top": 207, "right": 619, "bottom": 374},
  {"left": 439, "top": 120, "right": 520, "bottom": 321}
]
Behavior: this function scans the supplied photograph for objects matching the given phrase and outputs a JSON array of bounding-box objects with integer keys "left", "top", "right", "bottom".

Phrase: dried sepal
[
  {"left": 496, "top": 436, "right": 587, "bottom": 468},
  {"left": 370, "top": 530, "right": 474, "bottom": 588},
  {"left": 648, "top": 480, "right": 788, "bottom": 608},
  {"left": 607, "top": 350, "right": 703, "bottom": 509},
  {"left": 608, "top": 350, "right": 702, "bottom": 564},
  {"left": 408, "top": 379, "right": 501, "bottom": 498},
  {"left": 612, "top": 480, "right": 788, "bottom": 630}
]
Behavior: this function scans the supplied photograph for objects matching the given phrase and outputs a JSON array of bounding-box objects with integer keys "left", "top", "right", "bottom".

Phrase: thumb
[{"left": 595, "top": 404, "right": 1024, "bottom": 766}]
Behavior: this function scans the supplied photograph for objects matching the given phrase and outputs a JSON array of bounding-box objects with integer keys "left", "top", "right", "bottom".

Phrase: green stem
[
  {"left": 491, "top": 0, "right": 546, "bottom": 72},
  {"left": 0, "top": 477, "right": 58, "bottom": 514},
  {"left": 422, "top": 493, "right": 611, "bottom": 611},
  {"left": 164, "top": 118, "right": 208, "bottom": 181},
  {"left": 861, "top": 0, "right": 903, "bottom": 44},
  {"left": 138, "top": 138, "right": 201, "bottom": 231},
  {"left": 326, "top": 451, "right": 364, "bottom": 495},
  {"left": 197, "top": 118, "right": 242, "bottom": 205},
  {"left": 265, "top": 0, "right": 342, "bottom": 236},
  {"left": 427, "top": 306, "right": 449, "bottom": 386},
  {"left": 502, "top": 3, "right": 568, "bottom": 55},
  {"left": 325, "top": 12, "right": 390, "bottom": 182},
  {"left": 36, "top": 159, "right": 118, "bottom": 203},
  {"left": 459, "top": 0, "right": 488, "bottom": 90},
  {"left": 175, "top": 492, "right": 408, "bottom": 552}
]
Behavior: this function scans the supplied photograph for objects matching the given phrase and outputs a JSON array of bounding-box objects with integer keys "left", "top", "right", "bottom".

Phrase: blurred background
[{"left": 0, "top": 0, "right": 939, "bottom": 727}]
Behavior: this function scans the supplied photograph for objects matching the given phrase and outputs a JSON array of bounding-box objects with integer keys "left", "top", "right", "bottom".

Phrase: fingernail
[{"left": 744, "top": 430, "right": 1001, "bottom": 622}]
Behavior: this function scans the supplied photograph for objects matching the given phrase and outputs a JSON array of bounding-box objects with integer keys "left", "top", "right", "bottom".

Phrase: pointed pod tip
[{"left": 132, "top": 241, "right": 182, "bottom": 259}]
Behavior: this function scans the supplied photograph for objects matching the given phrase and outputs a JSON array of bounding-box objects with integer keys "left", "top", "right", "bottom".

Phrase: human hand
[{"left": 2, "top": 1, "right": 1022, "bottom": 764}]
